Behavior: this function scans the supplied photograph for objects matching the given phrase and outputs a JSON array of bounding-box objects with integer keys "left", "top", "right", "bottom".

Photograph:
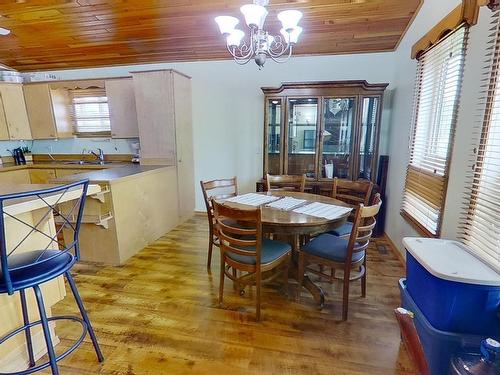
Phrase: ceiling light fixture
[
  {"left": 215, "top": 0, "right": 303, "bottom": 69},
  {"left": 0, "top": 28, "right": 10, "bottom": 36}
]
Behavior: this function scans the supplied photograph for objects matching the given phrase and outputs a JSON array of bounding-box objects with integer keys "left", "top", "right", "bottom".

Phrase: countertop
[
  {"left": 2, "top": 183, "right": 101, "bottom": 216},
  {"left": 0, "top": 161, "right": 119, "bottom": 172},
  {"left": 52, "top": 164, "right": 174, "bottom": 184},
  {"left": 0, "top": 161, "right": 173, "bottom": 184}
]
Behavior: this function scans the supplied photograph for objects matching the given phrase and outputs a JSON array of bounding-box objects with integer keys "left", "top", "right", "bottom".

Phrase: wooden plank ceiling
[{"left": 0, "top": 0, "right": 423, "bottom": 72}]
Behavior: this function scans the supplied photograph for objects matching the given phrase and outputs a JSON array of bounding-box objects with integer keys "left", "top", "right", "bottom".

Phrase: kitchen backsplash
[{"left": 0, "top": 138, "right": 139, "bottom": 157}]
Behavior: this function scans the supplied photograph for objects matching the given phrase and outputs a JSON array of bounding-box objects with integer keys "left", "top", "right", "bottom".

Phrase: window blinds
[
  {"left": 70, "top": 88, "right": 111, "bottom": 134},
  {"left": 401, "top": 26, "right": 468, "bottom": 237},
  {"left": 460, "top": 13, "right": 500, "bottom": 272}
]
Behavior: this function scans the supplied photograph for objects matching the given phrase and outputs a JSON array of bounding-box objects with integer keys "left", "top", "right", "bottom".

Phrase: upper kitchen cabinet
[
  {"left": 262, "top": 81, "right": 388, "bottom": 183},
  {"left": 23, "top": 83, "right": 73, "bottom": 139},
  {"left": 132, "top": 69, "right": 194, "bottom": 222},
  {"left": 105, "top": 78, "right": 139, "bottom": 138},
  {"left": 0, "top": 83, "right": 32, "bottom": 140}
]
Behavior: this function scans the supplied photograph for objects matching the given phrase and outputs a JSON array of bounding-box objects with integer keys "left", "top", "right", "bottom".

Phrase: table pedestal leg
[{"left": 290, "top": 234, "right": 325, "bottom": 309}]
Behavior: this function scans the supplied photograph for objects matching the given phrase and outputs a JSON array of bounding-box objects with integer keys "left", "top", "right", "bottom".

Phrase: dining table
[{"left": 220, "top": 190, "right": 352, "bottom": 307}]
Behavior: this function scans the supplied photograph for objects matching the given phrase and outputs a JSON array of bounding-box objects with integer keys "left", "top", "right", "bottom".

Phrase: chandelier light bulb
[
  {"left": 226, "top": 29, "right": 245, "bottom": 47},
  {"left": 277, "top": 10, "right": 303, "bottom": 32},
  {"left": 215, "top": 16, "right": 239, "bottom": 35},
  {"left": 280, "top": 26, "right": 303, "bottom": 44},
  {"left": 240, "top": 4, "right": 268, "bottom": 29}
]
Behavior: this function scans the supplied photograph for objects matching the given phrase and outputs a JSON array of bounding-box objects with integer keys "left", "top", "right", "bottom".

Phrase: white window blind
[
  {"left": 70, "top": 88, "right": 111, "bottom": 135},
  {"left": 460, "top": 12, "right": 500, "bottom": 272},
  {"left": 401, "top": 26, "right": 468, "bottom": 237}
]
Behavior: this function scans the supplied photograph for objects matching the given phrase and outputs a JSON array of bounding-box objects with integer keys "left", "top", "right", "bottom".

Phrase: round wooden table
[
  {"left": 223, "top": 191, "right": 352, "bottom": 306},
  {"left": 259, "top": 191, "right": 350, "bottom": 235}
]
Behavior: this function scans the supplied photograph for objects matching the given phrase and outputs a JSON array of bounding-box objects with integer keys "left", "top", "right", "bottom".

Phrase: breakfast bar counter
[
  {"left": 0, "top": 183, "right": 100, "bottom": 372},
  {"left": 54, "top": 165, "right": 181, "bottom": 265}
]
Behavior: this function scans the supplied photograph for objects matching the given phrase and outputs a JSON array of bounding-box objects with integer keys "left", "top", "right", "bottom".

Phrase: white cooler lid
[{"left": 403, "top": 237, "right": 500, "bottom": 286}]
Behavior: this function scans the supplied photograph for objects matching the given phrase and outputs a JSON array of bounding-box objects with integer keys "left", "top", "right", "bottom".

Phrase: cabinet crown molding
[{"left": 262, "top": 81, "right": 389, "bottom": 95}]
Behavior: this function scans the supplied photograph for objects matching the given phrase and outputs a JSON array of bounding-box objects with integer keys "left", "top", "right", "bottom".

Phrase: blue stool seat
[
  {"left": 302, "top": 234, "right": 365, "bottom": 263},
  {"left": 328, "top": 222, "right": 353, "bottom": 237},
  {"left": 227, "top": 239, "right": 291, "bottom": 264},
  {"left": 0, "top": 250, "right": 75, "bottom": 293}
]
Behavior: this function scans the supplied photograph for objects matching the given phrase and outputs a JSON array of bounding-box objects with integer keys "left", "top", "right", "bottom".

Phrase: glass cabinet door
[
  {"left": 358, "top": 97, "right": 380, "bottom": 180},
  {"left": 266, "top": 99, "right": 282, "bottom": 175},
  {"left": 321, "top": 98, "right": 356, "bottom": 179},
  {"left": 287, "top": 98, "right": 318, "bottom": 177}
]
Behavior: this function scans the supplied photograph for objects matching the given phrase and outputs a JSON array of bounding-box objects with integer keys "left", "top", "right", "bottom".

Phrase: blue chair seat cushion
[
  {"left": 328, "top": 222, "right": 353, "bottom": 237},
  {"left": 226, "top": 239, "right": 291, "bottom": 265},
  {"left": 302, "top": 234, "right": 365, "bottom": 263},
  {"left": 0, "top": 250, "right": 75, "bottom": 293}
]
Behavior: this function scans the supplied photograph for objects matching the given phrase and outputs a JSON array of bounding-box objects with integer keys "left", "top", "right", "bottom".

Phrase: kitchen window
[
  {"left": 401, "top": 25, "right": 468, "bottom": 237},
  {"left": 71, "top": 88, "right": 111, "bottom": 136}
]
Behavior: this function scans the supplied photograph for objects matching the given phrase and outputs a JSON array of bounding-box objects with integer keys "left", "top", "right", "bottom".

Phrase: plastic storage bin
[
  {"left": 399, "top": 278, "right": 490, "bottom": 375},
  {"left": 403, "top": 237, "right": 500, "bottom": 336}
]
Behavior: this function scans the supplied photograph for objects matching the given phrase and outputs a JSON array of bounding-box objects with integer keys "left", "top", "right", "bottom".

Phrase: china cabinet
[{"left": 262, "top": 81, "right": 388, "bottom": 187}]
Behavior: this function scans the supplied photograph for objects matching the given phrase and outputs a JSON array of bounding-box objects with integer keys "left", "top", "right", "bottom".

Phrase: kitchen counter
[
  {"left": 0, "top": 161, "right": 119, "bottom": 172},
  {"left": 0, "top": 161, "right": 188, "bottom": 266},
  {"left": 52, "top": 164, "right": 173, "bottom": 185},
  {"left": 1, "top": 183, "right": 100, "bottom": 216}
]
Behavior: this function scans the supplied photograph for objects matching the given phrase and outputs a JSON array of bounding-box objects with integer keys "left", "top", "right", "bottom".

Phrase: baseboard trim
[{"left": 384, "top": 233, "right": 406, "bottom": 270}]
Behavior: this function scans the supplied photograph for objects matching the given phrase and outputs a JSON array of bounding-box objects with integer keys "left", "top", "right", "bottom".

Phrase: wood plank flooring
[{"left": 40, "top": 215, "right": 416, "bottom": 374}]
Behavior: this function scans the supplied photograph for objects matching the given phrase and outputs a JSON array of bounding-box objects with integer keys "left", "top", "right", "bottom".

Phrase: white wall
[
  {"left": 35, "top": 53, "right": 397, "bottom": 211},
  {"left": 384, "top": 1, "right": 494, "bottom": 253}
]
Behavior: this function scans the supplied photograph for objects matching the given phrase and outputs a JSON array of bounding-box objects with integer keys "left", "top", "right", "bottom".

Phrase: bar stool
[{"left": 0, "top": 180, "right": 104, "bottom": 375}]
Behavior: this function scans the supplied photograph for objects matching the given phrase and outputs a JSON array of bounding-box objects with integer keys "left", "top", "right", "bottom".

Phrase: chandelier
[{"left": 215, "top": 0, "right": 303, "bottom": 69}]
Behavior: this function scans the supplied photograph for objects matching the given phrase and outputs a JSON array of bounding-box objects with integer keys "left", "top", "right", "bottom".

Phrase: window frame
[
  {"left": 70, "top": 88, "right": 112, "bottom": 138},
  {"left": 401, "top": 25, "right": 469, "bottom": 237}
]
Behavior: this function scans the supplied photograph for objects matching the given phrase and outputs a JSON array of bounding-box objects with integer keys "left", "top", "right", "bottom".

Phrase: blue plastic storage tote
[
  {"left": 399, "top": 278, "right": 493, "bottom": 375},
  {"left": 403, "top": 237, "right": 500, "bottom": 336}
]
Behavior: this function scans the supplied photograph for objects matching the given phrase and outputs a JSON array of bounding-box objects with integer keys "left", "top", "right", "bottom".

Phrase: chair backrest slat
[
  {"left": 0, "top": 180, "right": 89, "bottom": 295},
  {"left": 266, "top": 174, "right": 306, "bottom": 192},
  {"left": 200, "top": 177, "right": 238, "bottom": 220},
  {"left": 332, "top": 178, "right": 374, "bottom": 206},
  {"left": 346, "top": 194, "right": 382, "bottom": 260},
  {"left": 212, "top": 200, "right": 262, "bottom": 262}
]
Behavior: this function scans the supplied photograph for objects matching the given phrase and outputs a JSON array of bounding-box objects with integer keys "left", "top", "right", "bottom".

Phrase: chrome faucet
[{"left": 91, "top": 148, "right": 105, "bottom": 164}]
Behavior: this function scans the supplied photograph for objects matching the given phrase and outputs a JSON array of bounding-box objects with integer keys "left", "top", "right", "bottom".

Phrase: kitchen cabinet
[
  {"left": 0, "top": 83, "right": 32, "bottom": 140},
  {"left": 29, "top": 169, "right": 56, "bottom": 184},
  {"left": 23, "top": 83, "right": 73, "bottom": 140},
  {"left": 0, "top": 169, "right": 30, "bottom": 184},
  {"left": 105, "top": 78, "right": 139, "bottom": 138},
  {"left": 132, "top": 69, "right": 194, "bottom": 222},
  {"left": 0, "top": 95, "right": 9, "bottom": 140},
  {"left": 55, "top": 168, "right": 84, "bottom": 178},
  {"left": 262, "top": 81, "right": 388, "bottom": 183}
]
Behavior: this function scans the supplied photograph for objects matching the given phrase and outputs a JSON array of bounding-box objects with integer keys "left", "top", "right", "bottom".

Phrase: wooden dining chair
[
  {"left": 200, "top": 177, "right": 238, "bottom": 269},
  {"left": 329, "top": 177, "right": 374, "bottom": 237},
  {"left": 212, "top": 200, "right": 292, "bottom": 321},
  {"left": 266, "top": 174, "right": 306, "bottom": 192},
  {"left": 298, "top": 194, "right": 382, "bottom": 320}
]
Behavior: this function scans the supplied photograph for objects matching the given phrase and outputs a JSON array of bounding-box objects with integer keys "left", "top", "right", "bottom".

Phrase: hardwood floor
[{"left": 40, "top": 215, "right": 416, "bottom": 374}]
